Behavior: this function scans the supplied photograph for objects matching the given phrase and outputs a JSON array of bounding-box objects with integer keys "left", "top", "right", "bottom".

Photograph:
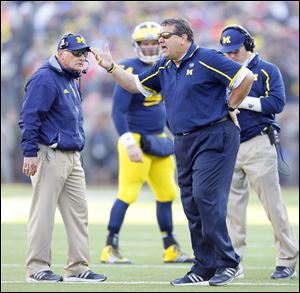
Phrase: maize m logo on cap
[
  {"left": 76, "top": 37, "right": 85, "bottom": 44},
  {"left": 223, "top": 36, "right": 231, "bottom": 44}
]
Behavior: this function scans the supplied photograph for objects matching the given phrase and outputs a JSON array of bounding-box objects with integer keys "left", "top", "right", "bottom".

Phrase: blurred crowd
[{"left": 1, "top": 1, "right": 299, "bottom": 185}]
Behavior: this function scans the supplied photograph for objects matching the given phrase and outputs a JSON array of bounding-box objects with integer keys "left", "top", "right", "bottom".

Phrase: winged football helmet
[{"left": 132, "top": 21, "right": 161, "bottom": 64}]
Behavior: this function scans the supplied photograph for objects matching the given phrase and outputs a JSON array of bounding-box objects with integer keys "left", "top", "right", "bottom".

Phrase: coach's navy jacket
[
  {"left": 19, "top": 55, "right": 85, "bottom": 157},
  {"left": 238, "top": 54, "right": 286, "bottom": 143},
  {"left": 137, "top": 42, "right": 244, "bottom": 135}
]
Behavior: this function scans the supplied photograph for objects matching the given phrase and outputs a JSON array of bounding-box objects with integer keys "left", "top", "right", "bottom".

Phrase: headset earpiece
[
  {"left": 220, "top": 25, "right": 255, "bottom": 52},
  {"left": 58, "top": 33, "right": 74, "bottom": 50}
]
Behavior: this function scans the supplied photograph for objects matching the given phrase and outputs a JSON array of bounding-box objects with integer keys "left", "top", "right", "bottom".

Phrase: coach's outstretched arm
[{"left": 91, "top": 45, "right": 140, "bottom": 94}]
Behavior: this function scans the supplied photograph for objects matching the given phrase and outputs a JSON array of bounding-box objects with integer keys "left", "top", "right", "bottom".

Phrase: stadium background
[
  {"left": 1, "top": 1, "right": 299, "bottom": 186},
  {"left": 1, "top": 2, "right": 299, "bottom": 292}
]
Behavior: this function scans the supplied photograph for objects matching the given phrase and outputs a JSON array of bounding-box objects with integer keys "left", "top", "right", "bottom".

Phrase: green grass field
[{"left": 1, "top": 184, "right": 299, "bottom": 292}]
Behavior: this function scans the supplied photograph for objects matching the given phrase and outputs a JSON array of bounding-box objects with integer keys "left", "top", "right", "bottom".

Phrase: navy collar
[
  {"left": 247, "top": 53, "right": 260, "bottom": 69},
  {"left": 170, "top": 42, "right": 199, "bottom": 67},
  {"left": 181, "top": 42, "right": 199, "bottom": 63}
]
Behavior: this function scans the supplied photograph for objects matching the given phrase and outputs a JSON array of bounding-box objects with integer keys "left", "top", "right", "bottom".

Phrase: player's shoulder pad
[{"left": 118, "top": 57, "right": 138, "bottom": 68}]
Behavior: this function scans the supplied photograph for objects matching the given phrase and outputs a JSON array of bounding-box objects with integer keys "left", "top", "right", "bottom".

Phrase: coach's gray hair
[{"left": 161, "top": 18, "right": 194, "bottom": 42}]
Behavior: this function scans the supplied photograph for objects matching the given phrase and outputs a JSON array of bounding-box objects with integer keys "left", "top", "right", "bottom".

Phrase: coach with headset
[
  {"left": 19, "top": 33, "right": 107, "bottom": 283},
  {"left": 220, "top": 25, "right": 299, "bottom": 280}
]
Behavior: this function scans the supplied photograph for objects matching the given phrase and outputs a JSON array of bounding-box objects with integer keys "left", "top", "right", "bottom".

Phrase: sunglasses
[
  {"left": 67, "top": 50, "right": 89, "bottom": 57},
  {"left": 158, "top": 32, "right": 181, "bottom": 39}
]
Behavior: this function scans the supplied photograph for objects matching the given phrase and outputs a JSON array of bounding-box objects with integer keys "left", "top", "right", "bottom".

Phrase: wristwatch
[{"left": 226, "top": 103, "right": 236, "bottom": 112}]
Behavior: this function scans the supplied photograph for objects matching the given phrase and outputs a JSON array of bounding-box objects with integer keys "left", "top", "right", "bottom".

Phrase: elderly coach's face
[
  {"left": 158, "top": 25, "right": 184, "bottom": 60},
  {"left": 57, "top": 49, "right": 88, "bottom": 73}
]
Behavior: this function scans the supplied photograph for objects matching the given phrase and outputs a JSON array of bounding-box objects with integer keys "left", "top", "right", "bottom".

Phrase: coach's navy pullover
[
  {"left": 112, "top": 58, "right": 166, "bottom": 135},
  {"left": 237, "top": 54, "right": 286, "bottom": 143},
  {"left": 136, "top": 43, "right": 244, "bottom": 135},
  {"left": 19, "top": 55, "right": 85, "bottom": 157}
]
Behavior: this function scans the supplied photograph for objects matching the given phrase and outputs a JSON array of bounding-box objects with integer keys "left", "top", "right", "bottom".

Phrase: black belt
[{"left": 176, "top": 116, "right": 228, "bottom": 136}]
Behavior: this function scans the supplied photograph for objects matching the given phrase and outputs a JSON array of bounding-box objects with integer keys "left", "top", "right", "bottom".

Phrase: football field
[{"left": 1, "top": 184, "right": 299, "bottom": 292}]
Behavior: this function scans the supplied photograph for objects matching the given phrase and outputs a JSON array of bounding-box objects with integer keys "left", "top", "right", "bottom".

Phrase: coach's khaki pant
[
  {"left": 227, "top": 134, "right": 299, "bottom": 268},
  {"left": 26, "top": 144, "right": 90, "bottom": 277}
]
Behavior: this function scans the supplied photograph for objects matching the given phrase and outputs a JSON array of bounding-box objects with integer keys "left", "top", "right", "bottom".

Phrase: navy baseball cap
[
  {"left": 57, "top": 33, "right": 90, "bottom": 51},
  {"left": 220, "top": 28, "right": 245, "bottom": 53}
]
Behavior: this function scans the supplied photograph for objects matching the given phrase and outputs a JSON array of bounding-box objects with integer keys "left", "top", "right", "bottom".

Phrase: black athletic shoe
[
  {"left": 209, "top": 264, "right": 242, "bottom": 286},
  {"left": 170, "top": 272, "right": 209, "bottom": 286},
  {"left": 26, "top": 270, "right": 63, "bottom": 282},
  {"left": 271, "top": 266, "right": 296, "bottom": 279},
  {"left": 63, "top": 270, "right": 107, "bottom": 283}
]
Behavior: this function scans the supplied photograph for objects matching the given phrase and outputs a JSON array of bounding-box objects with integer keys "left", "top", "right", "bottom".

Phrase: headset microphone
[{"left": 82, "top": 59, "right": 89, "bottom": 74}]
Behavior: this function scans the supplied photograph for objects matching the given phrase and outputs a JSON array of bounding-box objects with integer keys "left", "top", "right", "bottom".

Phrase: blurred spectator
[
  {"left": 82, "top": 97, "right": 118, "bottom": 184},
  {"left": 1, "top": 1, "right": 299, "bottom": 185},
  {"left": 1, "top": 109, "right": 18, "bottom": 183},
  {"left": 277, "top": 104, "right": 299, "bottom": 186}
]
